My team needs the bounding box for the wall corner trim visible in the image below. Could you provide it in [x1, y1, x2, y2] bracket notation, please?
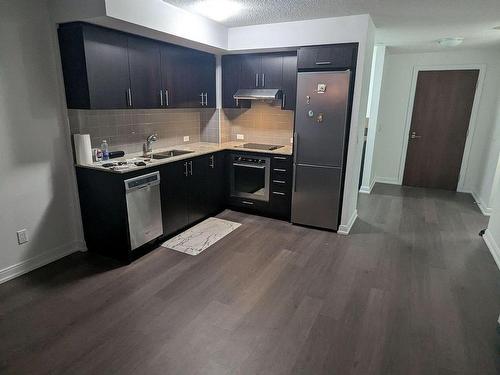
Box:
[470, 190, 492, 216]
[0, 241, 86, 285]
[359, 178, 376, 194]
[483, 229, 500, 271]
[338, 209, 358, 235]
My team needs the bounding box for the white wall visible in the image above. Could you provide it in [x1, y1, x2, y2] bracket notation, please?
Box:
[0, 0, 83, 283]
[228, 14, 372, 51]
[483, 154, 500, 270]
[373, 48, 500, 211]
[360, 45, 386, 193]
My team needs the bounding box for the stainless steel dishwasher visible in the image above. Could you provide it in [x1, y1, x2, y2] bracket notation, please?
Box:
[124, 171, 163, 250]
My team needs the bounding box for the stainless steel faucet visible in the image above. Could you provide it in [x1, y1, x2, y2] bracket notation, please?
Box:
[143, 133, 158, 156]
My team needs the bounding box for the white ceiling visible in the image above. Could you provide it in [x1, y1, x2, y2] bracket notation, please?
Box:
[165, 0, 500, 52]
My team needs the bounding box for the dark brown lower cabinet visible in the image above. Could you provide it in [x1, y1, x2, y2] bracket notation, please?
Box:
[76, 151, 290, 262]
[226, 153, 293, 220]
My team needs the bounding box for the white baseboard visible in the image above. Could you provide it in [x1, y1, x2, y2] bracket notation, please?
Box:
[470, 191, 492, 216]
[0, 241, 86, 285]
[338, 209, 358, 235]
[359, 178, 376, 194]
[374, 176, 400, 185]
[482, 229, 500, 271]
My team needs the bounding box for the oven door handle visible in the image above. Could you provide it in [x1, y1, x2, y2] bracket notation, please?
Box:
[232, 163, 266, 169]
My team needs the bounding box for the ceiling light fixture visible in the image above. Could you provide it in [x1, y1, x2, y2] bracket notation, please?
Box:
[437, 37, 464, 47]
[192, 0, 244, 22]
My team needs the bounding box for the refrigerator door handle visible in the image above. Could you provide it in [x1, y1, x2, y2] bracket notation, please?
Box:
[293, 132, 298, 192]
[293, 132, 298, 164]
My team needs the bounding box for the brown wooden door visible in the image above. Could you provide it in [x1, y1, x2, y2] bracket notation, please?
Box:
[403, 70, 479, 190]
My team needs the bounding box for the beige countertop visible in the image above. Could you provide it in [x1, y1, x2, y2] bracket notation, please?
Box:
[76, 141, 293, 174]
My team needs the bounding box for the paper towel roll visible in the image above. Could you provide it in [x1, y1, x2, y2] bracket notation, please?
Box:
[73, 134, 93, 165]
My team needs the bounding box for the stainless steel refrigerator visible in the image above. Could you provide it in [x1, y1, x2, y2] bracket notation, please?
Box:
[291, 70, 351, 230]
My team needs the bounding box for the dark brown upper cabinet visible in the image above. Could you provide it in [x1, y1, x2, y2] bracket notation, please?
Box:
[187, 49, 216, 108]
[260, 54, 283, 89]
[127, 36, 162, 109]
[221, 52, 297, 110]
[221, 55, 244, 109]
[281, 53, 298, 111]
[297, 44, 357, 71]
[58, 22, 216, 110]
[58, 23, 131, 109]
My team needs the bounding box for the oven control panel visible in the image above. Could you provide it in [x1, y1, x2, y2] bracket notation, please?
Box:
[233, 156, 267, 164]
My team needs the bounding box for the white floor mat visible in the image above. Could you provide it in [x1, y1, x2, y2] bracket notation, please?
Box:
[162, 217, 241, 256]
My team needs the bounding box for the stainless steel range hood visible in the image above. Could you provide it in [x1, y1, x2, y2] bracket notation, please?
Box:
[233, 88, 282, 101]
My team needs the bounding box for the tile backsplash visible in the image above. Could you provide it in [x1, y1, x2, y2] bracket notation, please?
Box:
[68, 108, 203, 154]
[221, 101, 294, 145]
[67, 102, 294, 155]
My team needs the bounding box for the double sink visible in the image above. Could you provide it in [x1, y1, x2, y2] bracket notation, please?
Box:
[151, 149, 194, 160]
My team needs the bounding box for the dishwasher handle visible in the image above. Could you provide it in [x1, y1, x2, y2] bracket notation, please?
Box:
[124, 171, 160, 191]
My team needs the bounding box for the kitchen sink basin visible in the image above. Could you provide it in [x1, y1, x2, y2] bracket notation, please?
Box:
[151, 150, 194, 159]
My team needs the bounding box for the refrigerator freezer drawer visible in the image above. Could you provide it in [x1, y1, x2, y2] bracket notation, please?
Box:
[291, 164, 341, 230]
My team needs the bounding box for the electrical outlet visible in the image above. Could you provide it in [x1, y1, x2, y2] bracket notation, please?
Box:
[183, 136, 190, 142]
[236, 134, 244, 140]
[17, 229, 29, 245]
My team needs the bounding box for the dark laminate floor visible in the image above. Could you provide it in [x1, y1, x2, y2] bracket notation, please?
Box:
[1, 184, 500, 375]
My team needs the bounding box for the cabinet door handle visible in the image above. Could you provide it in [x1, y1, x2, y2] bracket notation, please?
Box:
[210, 155, 215, 168]
[273, 180, 286, 184]
[282, 93, 286, 109]
[184, 162, 188, 176]
[127, 88, 132, 107]
[242, 201, 254, 205]
[262, 73, 265, 87]
[272, 191, 286, 196]
[189, 160, 193, 176]
[204, 92, 208, 106]
[165, 89, 169, 106]
[160, 90, 164, 107]
[273, 168, 287, 172]
[315, 61, 332, 65]
[200, 93, 204, 106]
[255, 73, 259, 88]
[274, 156, 287, 160]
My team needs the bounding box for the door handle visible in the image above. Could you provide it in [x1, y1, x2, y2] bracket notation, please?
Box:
[184, 162, 188, 177]
[210, 155, 215, 168]
[200, 93, 204, 106]
[165, 89, 169, 106]
[189, 160, 193, 176]
[410, 131, 422, 140]
[160, 90, 164, 107]
[315, 61, 332, 65]
[262, 73, 265, 88]
[204, 92, 208, 106]
[255, 73, 259, 88]
[282, 93, 286, 109]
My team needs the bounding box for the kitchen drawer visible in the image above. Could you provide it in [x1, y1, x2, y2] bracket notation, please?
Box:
[270, 191, 291, 219]
[271, 166, 292, 181]
[271, 177, 290, 189]
[228, 197, 268, 211]
[297, 44, 357, 70]
[271, 155, 292, 167]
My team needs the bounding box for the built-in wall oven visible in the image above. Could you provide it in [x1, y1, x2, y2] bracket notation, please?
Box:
[230, 154, 270, 202]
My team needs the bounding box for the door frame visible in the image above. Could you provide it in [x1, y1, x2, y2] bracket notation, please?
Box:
[397, 64, 486, 191]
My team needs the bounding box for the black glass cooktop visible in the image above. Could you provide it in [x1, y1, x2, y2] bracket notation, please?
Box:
[238, 143, 284, 151]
